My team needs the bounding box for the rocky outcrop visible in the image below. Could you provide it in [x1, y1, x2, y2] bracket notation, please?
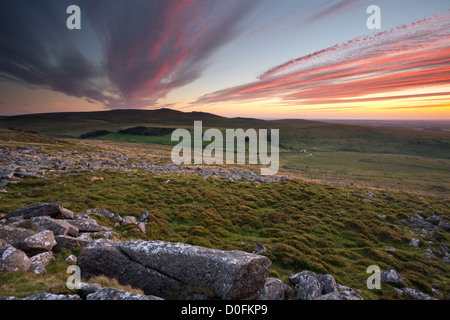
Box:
[23, 293, 82, 300]
[53, 235, 92, 252]
[403, 288, 434, 300]
[380, 270, 407, 287]
[4, 202, 71, 220]
[257, 278, 294, 300]
[30, 216, 79, 237]
[0, 225, 35, 246]
[78, 239, 271, 300]
[289, 270, 362, 300]
[17, 230, 56, 256]
[86, 288, 163, 300]
[0, 245, 31, 272]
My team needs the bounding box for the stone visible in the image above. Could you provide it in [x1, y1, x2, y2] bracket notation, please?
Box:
[0, 170, 14, 179]
[64, 254, 77, 265]
[289, 271, 322, 300]
[403, 288, 433, 300]
[77, 239, 180, 298]
[53, 235, 91, 252]
[252, 242, 267, 255]
[5, 202, 66, 220]
[17, 230, 56, 256]
[317, 274, 338, 294]
[438, 221, 450, 232]
[30, 252, 54, 267]
[138, 211, 153, 223]
[30, 216, 79, 237]
[0, 225, 35, 246]
[380, 270, 407, 287]
[410, 238, 420, 247]
[257, 278, 294, 300]
[136, 222, 146, 234]
[55, 208, 75, 220]
[77, 282, 102, 299]
[85, 209, 122, 222]
[0, 245, 31, 272]
[315, 290, 364, 300]
[29, 263, 47, 275]
[119, 240, 271, 300]
[86, 288, 163, 300]
[64, 217, 100, 232]
[407, 216, 436, 231]
[121, 216, 137, 226]
[23, 293, 81, 300]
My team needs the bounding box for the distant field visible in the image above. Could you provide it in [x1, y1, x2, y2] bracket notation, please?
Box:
[1, 109, 450, 195]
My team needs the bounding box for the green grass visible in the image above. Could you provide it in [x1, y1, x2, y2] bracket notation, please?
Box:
[1, 168, 449, 300]
[0, 128, 449, 300]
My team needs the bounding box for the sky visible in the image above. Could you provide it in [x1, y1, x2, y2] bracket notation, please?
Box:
[0, 0, 449, 119]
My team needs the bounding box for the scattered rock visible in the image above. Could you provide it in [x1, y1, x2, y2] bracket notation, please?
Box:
[403, 288, 433, 300]
[252, 241, 267, 255]
[289, 271, 323, 300]
[23, 293, 81, 300]
[5, 202, 67, 220]
[77, 239, 180, 298]
[84, 209, 122, 222]
[0, 245, 31, 272]
[410, 238, 420, 247]
[29, 263, 47, 275]
[138, 211, 153, 223]
[0, 170, 14, 179]
[257, 278, 294, 300]
[30, 216, 79, 237]
[17, 230, 56, 256]
[380, 270, 407, 287]
[317, 274, 338, 294]
[64, 217, 100, 232]
[121, 216, 137, 226]
[76, 282, 102, 299]
[86, 288, 162, 300]
[53, 235, 92, 252]
[64, 254, 77, 265]
[315, 291, 364, 300]
[0, 225, 36, 247]
[136, 222, 146, 234]
[30, 252, 54, 270]
[438, 221, 450, 232]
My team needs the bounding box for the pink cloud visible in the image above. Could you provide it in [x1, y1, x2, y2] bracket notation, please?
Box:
[196, 14, 450, 107]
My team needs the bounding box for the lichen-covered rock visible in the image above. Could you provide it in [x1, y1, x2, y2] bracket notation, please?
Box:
[0, 225, 35, 246]
[121, 216, 137, 226]
[83, 209, 122, 222]
[63, 216, 100, 232]
[403, 288, 434, 300]
[0, 245, 31, 272]
[380, 270, 407, 287]
[64, 254, 77, 265]
[315, 290, 364, 300]
[5, 202, 67, 220]
[317, 274, 338, 295]
[23, 293, 81, 300]
[17, 230, 56, 256]
[30, 216, 79, 237]
[77, 239, 180, 298]
[257, 278, 294, 300]
[289, 271, 323, 300]
[86, 288, 163, 300]
[53, 235, 91, 252]
[30, 251, 54, 267]
[119, 240, 272, 300]
[77, 282, 102, 299]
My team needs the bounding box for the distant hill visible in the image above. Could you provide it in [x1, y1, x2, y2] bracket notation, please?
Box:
[0, 108, 449, 159]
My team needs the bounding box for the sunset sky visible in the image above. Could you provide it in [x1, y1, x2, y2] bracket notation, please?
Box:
[0, 0, 449, 119]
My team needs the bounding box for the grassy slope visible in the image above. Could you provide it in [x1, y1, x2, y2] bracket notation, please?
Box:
[0, 130, 449, 299]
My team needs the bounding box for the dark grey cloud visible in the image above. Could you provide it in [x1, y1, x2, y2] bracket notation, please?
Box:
[0, 0, 258, 109]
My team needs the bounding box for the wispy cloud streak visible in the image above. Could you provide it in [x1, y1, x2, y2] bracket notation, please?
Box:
[197, 14, 450, 107]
